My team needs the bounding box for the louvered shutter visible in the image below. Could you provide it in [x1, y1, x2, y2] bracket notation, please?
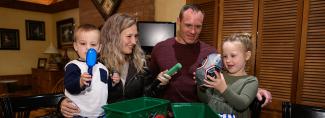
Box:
[297, 0, 325, 107]
[218, 0, 258, 74]
[256, 0, 303, 103]
[190, 0, 218, 49]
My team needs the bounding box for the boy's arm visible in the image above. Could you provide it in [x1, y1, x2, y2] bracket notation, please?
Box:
[65, 63, 85, 94]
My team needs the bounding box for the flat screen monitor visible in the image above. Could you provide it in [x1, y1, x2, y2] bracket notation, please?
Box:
[137, 21, 176, 53]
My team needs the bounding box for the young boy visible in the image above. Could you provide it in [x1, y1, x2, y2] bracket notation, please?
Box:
[64, 24, 119, 117]
[198, 33, 258, 118]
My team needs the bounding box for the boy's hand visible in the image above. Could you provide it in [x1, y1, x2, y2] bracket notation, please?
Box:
[80, 72, 92, 88]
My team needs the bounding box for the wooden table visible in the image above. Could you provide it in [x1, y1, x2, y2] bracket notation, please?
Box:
[0, 79, 18, 95]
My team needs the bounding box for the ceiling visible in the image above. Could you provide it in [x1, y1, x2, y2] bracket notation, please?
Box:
[0, 0, 78, 13]
[18, 0, 65, 5]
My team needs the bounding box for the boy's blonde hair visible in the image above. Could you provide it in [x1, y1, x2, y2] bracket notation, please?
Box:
[224, 33, 253, 52]
[73, 24, 100, 42]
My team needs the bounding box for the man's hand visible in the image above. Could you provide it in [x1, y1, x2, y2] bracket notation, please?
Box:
[60, 98, 80, 118]
[257, 88, 272, 107]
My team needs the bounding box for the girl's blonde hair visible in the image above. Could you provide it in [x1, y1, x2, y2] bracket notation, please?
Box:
[224, 33, 253, 52]
[100, 13, 145, 73]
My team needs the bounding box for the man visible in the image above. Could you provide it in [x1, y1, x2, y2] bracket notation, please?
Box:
[150, 4, 272, 106]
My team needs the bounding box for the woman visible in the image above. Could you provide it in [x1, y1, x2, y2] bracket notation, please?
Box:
[59, 13, 156, 117]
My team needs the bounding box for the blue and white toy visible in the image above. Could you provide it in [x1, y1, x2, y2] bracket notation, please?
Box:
[195, 53, 223, 86]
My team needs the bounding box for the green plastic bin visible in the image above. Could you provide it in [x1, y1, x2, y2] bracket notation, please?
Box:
[102, 97, 169, 118]
[171, 103, 220, 118]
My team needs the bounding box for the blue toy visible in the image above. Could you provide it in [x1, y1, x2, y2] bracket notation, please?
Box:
[86, 48, 97, 85]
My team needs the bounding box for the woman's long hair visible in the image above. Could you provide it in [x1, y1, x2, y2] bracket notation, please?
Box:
[100, 13, 145, 73]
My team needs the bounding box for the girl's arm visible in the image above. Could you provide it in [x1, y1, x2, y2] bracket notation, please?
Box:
[204, 72, 258, 111]
[221, 77, 258, 111]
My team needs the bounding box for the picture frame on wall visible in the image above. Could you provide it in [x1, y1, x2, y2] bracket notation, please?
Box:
[91, 0, 121, 20]
[37, 58, 47, 68]
[26, 20, 45, 41]
[56, 18, 74, 49]
[0, 28, 20, 50]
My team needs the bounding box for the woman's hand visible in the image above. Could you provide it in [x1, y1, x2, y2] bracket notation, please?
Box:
[60, 98, 80, 118]
[111, 72, 120, 86]
[203, 71, 227, 93]
[80, 72, 92, 88]
[156, 70, 171, 85]
[257, 88, 272, 107]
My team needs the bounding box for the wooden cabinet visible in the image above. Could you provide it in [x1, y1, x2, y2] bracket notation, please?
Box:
[31, 68, 64, 94]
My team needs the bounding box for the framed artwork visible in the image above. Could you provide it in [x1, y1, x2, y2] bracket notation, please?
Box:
[56, 18, 74, 49]
[91, 0, 121, 19]
[25, 20, 45, 40]
[38, 58, 47, 68]
[0, 28, 20, 50]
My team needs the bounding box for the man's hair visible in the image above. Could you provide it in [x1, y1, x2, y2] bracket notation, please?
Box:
[73, 24, 100, 42]
[179, 4, 205, 20]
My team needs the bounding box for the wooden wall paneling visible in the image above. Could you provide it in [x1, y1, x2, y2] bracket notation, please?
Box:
[117, 0, 155, 21]
[79, 0, 155, 27]
[218, 0, 258, 75]
[256, 0, 303, 117]
[79, 0, 104, 27]
[297, 0, 325, 108]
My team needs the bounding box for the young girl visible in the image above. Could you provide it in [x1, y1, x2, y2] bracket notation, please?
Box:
[64, 24, 120, 117]
[198, 33, 258, 118]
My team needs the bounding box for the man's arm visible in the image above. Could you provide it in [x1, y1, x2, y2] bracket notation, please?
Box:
[256, 88, 272, 107]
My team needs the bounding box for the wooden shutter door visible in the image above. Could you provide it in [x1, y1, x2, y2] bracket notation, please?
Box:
[296, 0, 325, 108]
[218, 0, 258, 74]
[190, 0, 218, 48]
[256, 0, 303, 117]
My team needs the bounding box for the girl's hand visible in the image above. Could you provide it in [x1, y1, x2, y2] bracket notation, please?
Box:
[203, 71, 227, 93]
[111, 72, 120, 86]
[80, 72, 92, 88]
